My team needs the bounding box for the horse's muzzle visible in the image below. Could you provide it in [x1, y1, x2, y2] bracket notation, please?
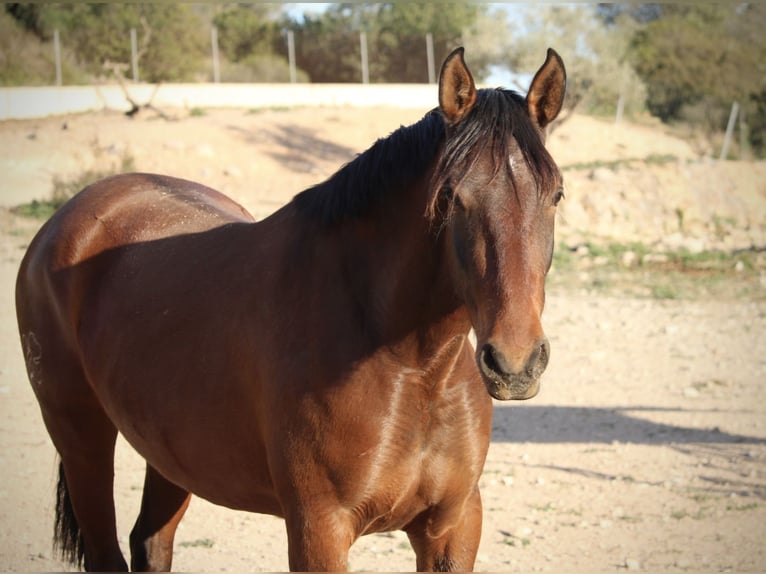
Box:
[477, 338, 550, 400]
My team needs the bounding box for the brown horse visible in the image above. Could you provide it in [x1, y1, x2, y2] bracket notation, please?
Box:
[16, 48, 565, 571]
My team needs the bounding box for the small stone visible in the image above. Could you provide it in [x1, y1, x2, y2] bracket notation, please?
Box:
[625, 557, 641, 570]
[621, 251, 638, 267]
[224, 165, 243, 178]
[592, 255, 609, 266]
[683, 387, 700, 398]
[514, 526, 533, 538]
[590, 167, 615, 181]
[662, 324, 680, 335]
[195, 143, 215, 158]
[501, 476, 515, 486]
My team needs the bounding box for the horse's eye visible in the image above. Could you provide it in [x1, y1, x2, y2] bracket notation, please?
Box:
[553, 189, 565, 206]
[453, 193, 465, 211]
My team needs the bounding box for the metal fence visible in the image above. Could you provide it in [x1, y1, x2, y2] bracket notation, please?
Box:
[48, 27, 440, 86]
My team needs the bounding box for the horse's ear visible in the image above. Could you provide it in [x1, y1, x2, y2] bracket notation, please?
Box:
[439, 47, 477, 126]
[526, 48, 566, 131]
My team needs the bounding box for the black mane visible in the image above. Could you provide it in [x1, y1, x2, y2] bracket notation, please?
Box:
[292, 89, 558, 226]
[292, 110, 444, 226]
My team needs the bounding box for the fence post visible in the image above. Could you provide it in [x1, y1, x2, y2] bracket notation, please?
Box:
[426, 33, 435, 84]
[719, 101, 739, 160]
[614, 93, 624, 125]
[130, 28, 139, 82]
[287, 30, 297, 84]
[360, 31, 369, 84]
[53, 29, 62, 86]
[211, 26, 220, 83]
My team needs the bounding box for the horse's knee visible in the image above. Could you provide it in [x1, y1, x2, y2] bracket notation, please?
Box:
[407, 492, 483, 572]
[285, 510, 355, 571]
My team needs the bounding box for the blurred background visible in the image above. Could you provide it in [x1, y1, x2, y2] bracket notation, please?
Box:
[2, 2, 765, 160]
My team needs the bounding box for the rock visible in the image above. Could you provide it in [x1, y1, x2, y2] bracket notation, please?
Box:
[683, 386, 700, 398]
[621, 251, 638, 267]
[514, 526, 533, 538]
[195, 143, 215, 158]
[625, 557, 641, 570]
[590, 167, 616, 182]
[224, 165, 243, 178]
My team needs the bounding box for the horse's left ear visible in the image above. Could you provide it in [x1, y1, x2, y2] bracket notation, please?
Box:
[526, 48, 566, 131]
[439, 47, 477, 125]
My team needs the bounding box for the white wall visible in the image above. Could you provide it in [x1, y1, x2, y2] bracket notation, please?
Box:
[0, 83, 440, 120]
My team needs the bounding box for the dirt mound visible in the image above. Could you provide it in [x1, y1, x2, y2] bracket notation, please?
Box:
[547, 115, 766, 252]
[2, 108, 763, 253]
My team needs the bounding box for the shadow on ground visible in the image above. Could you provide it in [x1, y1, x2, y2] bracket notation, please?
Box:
[492, 405, 766, 499]
[228, 122, 357, 175]
[491, 405, 766, 446]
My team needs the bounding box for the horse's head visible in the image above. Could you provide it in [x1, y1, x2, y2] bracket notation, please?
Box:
[431, 48, 566, 400]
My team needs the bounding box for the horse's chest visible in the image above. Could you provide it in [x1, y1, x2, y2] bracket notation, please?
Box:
[331, 392, 484, 533]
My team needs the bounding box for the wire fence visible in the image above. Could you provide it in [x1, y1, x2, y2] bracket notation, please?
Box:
[48, 26, 441, 86]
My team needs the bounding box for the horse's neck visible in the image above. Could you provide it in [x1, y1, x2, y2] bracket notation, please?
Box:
[339, 179, 469, 357]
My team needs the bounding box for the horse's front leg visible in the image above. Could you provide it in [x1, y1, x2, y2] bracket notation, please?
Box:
[406, 488, 483, 572]
[129, 464, 191, 571]
[284, 508, 355, 571]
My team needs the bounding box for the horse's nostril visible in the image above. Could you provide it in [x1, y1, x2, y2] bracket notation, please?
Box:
[527, 338, 550, 378]
[481, 344, 511, 378]
[481, 339, 550, 380]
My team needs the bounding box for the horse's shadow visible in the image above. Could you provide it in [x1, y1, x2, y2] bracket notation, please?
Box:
[491, 405, 766, 500]
[490, 404, 766, 446]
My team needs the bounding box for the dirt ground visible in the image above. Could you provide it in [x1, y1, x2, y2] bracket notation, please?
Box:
[0, 105, 764, 572]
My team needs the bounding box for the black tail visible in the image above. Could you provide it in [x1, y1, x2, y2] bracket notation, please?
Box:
[54, 461, 85, 568]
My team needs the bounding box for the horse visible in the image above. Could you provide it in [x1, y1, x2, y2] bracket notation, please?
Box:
[16, 47, 565, 572]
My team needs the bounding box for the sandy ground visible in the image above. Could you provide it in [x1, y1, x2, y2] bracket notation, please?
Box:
[0, 106, 764, 572]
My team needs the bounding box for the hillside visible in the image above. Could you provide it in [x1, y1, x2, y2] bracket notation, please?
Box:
[2, 107, 763, 257]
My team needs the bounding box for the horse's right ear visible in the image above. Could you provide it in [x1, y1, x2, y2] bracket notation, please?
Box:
[526, 48, 566, 131]
[439, 47, 477, 126]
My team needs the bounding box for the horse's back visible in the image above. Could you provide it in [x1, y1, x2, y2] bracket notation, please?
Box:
[28, 173, 252, 269]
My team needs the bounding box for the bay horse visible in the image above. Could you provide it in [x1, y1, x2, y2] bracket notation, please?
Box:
[16, 47, 565, 571]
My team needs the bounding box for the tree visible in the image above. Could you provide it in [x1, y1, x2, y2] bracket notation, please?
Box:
[374, 3, 484, 83]
[211, 4, 301, 83]
[287, 3, 486, 83]
[5, 4, 207, 83]
[213, 5, 282, 62]
[508, 5, 647, 119]
[627, 3, 766, 154]
[289, 5, 365, 83]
